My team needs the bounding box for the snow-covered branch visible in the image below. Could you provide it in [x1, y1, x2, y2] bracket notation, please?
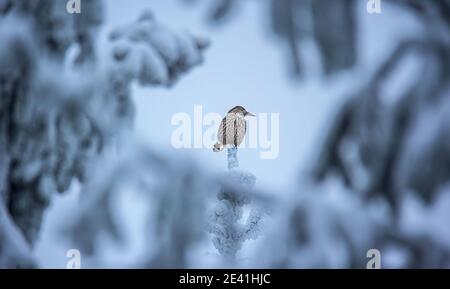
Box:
[0, 1, 208, 268]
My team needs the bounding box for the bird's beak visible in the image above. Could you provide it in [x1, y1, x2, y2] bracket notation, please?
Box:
[246, 112, 256, 117]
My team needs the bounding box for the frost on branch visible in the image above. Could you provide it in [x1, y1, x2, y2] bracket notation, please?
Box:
[227, 147, 239, 170]
[208, 148, 265, 257]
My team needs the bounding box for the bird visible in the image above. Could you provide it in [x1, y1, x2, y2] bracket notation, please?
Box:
[213, 106, 255, 152]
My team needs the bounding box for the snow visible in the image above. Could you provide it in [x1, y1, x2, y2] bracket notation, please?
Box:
[1, 0, 449, 269]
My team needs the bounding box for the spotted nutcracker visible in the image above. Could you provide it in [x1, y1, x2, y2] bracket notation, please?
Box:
[213, 106, 255, 152]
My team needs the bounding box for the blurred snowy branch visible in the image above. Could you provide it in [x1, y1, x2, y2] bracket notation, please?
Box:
[0, 0, 208, 268]
[179, 0, 241, 25]
[272, 0, 356, 76]
[300, 2, 450, 268]
[108, 9, 209, 88]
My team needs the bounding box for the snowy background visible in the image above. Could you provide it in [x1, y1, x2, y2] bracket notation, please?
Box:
[1, 0, 450, 268]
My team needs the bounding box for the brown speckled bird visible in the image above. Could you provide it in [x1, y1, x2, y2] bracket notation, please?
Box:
[213, 106, 255, 152]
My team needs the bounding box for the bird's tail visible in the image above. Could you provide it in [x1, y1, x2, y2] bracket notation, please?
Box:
[213, 142, 224, 152]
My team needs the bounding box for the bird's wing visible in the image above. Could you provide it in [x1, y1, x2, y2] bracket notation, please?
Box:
[224, 115, 237, 145]
[217, 117, 226, 144]
[217, 114, 246, 146]
[235, 117, 246, 146]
